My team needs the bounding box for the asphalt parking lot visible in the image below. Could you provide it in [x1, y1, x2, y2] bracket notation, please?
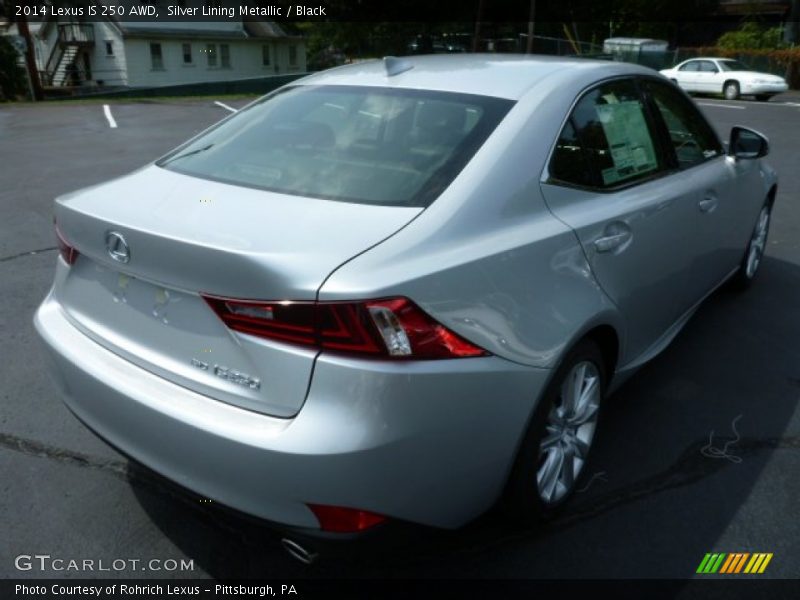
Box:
[1, 92, 799, 582]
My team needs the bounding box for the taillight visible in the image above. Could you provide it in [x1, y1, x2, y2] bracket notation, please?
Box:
[307, 504, 387, 533]
[55, 223, 79, 265]
[203, 295, 488, 360]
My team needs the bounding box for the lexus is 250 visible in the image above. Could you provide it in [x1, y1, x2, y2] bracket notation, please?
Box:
[35, 55, 777, 556]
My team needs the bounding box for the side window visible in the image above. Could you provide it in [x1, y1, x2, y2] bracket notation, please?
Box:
[642, 80, 723, 168]
[549, 119, 593, 187]
[699, 61, 718, 73]
[564, 79, 662, 189]
[679, 61, 699, 72]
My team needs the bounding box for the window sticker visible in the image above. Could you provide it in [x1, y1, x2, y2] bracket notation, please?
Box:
[595, 101, 658, 185]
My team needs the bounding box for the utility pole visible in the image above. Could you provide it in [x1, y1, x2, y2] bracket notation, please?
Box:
[472, 0, 484, 52]
[526, 0, 536, 53]
[16, 12, 44, 100]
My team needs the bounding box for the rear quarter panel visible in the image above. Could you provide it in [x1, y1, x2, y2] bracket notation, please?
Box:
[319, 70, 626, 371]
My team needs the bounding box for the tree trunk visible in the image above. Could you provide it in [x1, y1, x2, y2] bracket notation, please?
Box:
[784, 0, 800, 45]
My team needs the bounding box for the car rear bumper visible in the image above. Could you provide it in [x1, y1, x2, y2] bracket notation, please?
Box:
[34, 291, 548, 531]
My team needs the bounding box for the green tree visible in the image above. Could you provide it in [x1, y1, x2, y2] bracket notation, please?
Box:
[717, 22, 787, 50]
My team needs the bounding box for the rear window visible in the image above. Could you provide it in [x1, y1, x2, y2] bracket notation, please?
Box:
[158, 85, 514, 207]
[718, 60, 748, 72]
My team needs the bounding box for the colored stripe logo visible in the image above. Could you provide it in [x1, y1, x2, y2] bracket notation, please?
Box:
[696, 552, 773, 574]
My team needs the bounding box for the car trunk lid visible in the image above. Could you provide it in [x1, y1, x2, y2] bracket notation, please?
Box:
[53, 166, 422, 417]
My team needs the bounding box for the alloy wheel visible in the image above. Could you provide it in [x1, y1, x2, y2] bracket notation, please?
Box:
[536, 360, 601, 505]
[745, 206, 770, 279]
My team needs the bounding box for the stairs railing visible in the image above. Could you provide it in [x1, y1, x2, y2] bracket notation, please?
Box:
[43, 23, 94, 86]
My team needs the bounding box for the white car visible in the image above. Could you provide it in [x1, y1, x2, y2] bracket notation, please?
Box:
[660, 58, 788, 101]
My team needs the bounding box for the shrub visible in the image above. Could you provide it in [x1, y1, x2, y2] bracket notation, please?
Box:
[717, 22, 787, 50]
[0, 36, 27, 101]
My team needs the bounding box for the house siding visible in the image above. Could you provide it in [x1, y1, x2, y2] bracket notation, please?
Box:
[88, 22, 128, 86]
[123, 38, 306, 88]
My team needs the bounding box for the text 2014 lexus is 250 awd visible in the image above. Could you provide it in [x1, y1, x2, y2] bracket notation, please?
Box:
[35, 55, 776, 559]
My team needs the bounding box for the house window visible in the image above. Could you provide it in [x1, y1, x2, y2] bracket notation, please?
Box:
[150, 43, 164, 70]
[288, 44, 297, 67]
[220, 44, 230, 68]
[182, 43, 192, 64]
[206, 44, 217, 67]
[262, 45, 271, 66]
[105, 40, 114, 56]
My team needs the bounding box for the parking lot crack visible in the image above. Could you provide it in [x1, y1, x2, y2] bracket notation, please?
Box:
[0, 247, 57, 263]
[0, 432, 241, 526]
[0, 432, 129, 476]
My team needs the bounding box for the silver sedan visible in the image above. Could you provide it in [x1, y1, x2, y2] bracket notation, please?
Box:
[35, 55, 777, 554]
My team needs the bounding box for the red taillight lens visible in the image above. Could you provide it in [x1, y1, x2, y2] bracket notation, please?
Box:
[55, 224, 78, 265]
[366, 297, 488, 358]
[208, 299, 317, 346]
[307, 504, 387, 533]
[317, 303, 385, 354]
[203, 295, 488, 360]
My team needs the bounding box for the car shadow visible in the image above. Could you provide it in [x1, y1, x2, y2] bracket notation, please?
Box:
[126, 255, 800, 579]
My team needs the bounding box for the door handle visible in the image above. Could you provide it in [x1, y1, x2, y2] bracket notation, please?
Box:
[698, 196, 718, 213]
[594, 230, 632, 253]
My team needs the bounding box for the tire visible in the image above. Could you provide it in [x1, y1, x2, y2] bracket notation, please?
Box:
[731, 202, 772, 290]
[724, 81, 740, 101]
[501, 339, 606, 523]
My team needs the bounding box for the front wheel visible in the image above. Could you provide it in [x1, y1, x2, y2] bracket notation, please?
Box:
[731, 203, 772, 290]
[501, 340, 606, 522]
[724, 81, 740, 100]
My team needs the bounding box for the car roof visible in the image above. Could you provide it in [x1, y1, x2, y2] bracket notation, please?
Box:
[296, 54, 660, 100]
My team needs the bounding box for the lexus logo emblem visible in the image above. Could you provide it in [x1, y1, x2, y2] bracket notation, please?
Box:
[105, 231, 130, 263]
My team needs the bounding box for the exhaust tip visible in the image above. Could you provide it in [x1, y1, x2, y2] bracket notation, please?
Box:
[281, 537, 318, 565]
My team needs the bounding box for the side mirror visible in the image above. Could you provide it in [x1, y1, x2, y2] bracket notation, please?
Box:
[729, 126, 769, 159]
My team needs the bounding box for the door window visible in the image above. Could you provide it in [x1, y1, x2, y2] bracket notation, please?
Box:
[551, 79, 662, 189]
[642, 79, 723, 168]
[549, 120, 594, 188]
[679, 61, 700, 72]
[698, 61, 719, 73]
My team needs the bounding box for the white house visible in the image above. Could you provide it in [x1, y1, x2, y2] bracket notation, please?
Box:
[33, 0, 306, 88]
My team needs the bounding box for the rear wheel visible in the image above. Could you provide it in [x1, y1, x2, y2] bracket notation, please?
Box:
[501, 340, 605, 522]
[731, 202, 772, 290]
[724, 81, 740, 100]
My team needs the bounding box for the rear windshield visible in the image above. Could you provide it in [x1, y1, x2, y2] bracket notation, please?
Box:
[158, 85, 514, 207]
